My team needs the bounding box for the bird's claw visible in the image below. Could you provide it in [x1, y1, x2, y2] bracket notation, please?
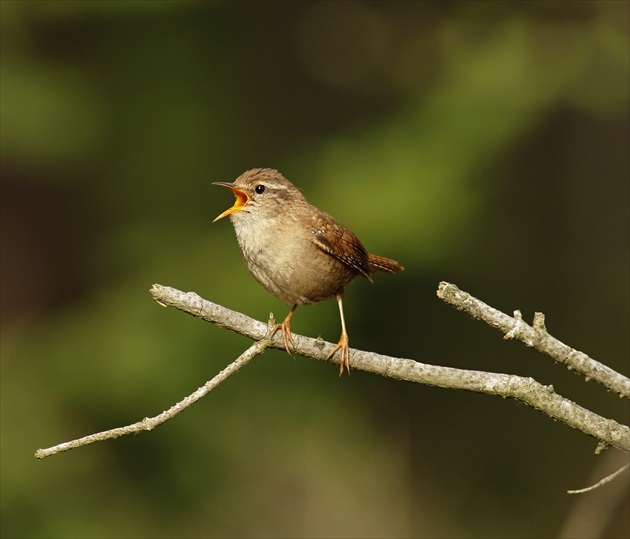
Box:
[271, 322, 295, 355]
[327, 332, 350, 376]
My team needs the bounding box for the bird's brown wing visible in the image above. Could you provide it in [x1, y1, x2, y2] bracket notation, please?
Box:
[309, 217, 372, 280]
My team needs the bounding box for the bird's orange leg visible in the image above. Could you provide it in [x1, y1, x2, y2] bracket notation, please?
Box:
[327, 293, 350, 376]
[271, 304, 297, 354]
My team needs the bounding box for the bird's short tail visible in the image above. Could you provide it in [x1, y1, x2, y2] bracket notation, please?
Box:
[368, 254, 404, 274]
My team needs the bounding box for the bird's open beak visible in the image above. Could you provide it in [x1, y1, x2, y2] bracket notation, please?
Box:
[212, 182, 250, 222]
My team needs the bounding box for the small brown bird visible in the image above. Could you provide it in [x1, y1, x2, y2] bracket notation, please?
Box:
[213, 168, 403, 375]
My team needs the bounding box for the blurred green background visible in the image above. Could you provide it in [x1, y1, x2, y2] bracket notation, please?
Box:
[1, 1, 628, 538]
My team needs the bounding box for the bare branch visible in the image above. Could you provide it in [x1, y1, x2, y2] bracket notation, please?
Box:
[35, 283, 629, 460]
[560, 450, 630, 535]
[567, 463, 630, 494]
[149, 284, 629, 452]
[437, 281, 630, 399]
[35, 338, 270, 459]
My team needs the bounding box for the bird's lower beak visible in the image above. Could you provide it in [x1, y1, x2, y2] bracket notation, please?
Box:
[212, 182, 250, 222]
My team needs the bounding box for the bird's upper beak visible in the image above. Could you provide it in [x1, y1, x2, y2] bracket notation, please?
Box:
[212, 182, 250, 222]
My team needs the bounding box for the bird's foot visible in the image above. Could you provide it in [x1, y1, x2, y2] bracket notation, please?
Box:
[271, 320, 295, 355]
[327, 332, 350, 376]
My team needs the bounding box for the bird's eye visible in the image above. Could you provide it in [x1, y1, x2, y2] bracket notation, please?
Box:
[255, 184, 265, 194]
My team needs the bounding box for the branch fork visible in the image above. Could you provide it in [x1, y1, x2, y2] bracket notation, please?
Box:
[35, 282, 629, 471]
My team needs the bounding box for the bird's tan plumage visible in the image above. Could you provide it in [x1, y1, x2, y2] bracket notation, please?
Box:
[213, 168, 403, 374]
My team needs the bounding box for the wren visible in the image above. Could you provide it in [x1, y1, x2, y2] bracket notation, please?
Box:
[213, 168, 403, 375]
